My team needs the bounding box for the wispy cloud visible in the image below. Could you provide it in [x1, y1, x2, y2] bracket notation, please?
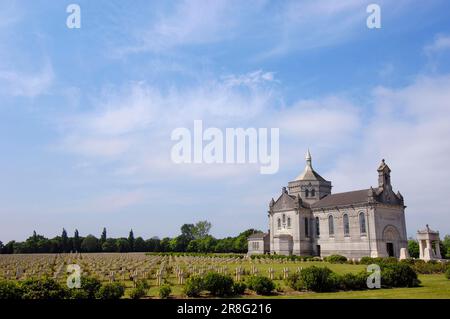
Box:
[424, 34, 450, 55]
[0, 63, 54, 98]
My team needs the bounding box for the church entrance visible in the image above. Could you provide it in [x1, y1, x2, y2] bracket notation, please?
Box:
[316, 245, 321, 257]
[382, 225, 401, 258]
[386, 243, 394, 257]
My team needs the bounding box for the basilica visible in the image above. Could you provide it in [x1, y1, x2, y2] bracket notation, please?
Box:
[248, 151, 408, 259]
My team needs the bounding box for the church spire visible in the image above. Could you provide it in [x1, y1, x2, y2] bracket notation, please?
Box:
[306, 149, 312, 167]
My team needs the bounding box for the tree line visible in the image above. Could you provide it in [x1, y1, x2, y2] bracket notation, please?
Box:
[0, 221, 260, 254]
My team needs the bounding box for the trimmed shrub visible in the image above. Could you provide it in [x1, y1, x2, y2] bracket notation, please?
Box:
[80, 276, 101, 299]
[159, 284, 172, 299]
[409, 260, 448, 274]
[286, 273, 302, 291]
[232, 282, 246, 295]
[21, 277, 69, 299]
[294, 266, 338, 292]
[325, 255, 347, 264]
[360, 257, 398, 265]
[0, 280, 22, 299]
[184, 276, 204, 297]
[129, 279, 150, 299]
[203, 272, 234, 297]
[246, 275, 275, 295]
[337, 272, 368, 291]
[69, 289, 89, 299]
[445, 267, 450, 280]
[381, 263, 420, 288]
[96, 282, 125, 299]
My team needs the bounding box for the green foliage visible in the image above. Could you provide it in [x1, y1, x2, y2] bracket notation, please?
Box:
[129, 279, 150, 299]
[359, 256, 398, 265]
[336, 272, 368, 290]
[80, 276, 102, 299]
[381, 263, 420, 288]
[0, 280, 22, 299]
[95, 282, 125, 299]
[407, 260, 448, 274]
[445, 267, 450, 280]
[80, 235, 99, 252]
[184, 275, 204, 297]
[246, 275, 275, 295]
[288, 266, 337, 292]
[408, 240, 420, 259]
[202, 272, 234, 297]
[324, 254, 347, 264]
[128, 229, 135, 251]
[232, 281, 246, 295]
[21, 277, 69, 299]
[159, 284, 172, 299]
[69, 289, 89, 299]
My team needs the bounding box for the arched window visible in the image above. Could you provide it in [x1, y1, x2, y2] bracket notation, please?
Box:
[277, 218, 281, 229]
[328, 215, 334, 236]
[282, 214, 286, 224]
[315, 217, 320, 236]
[304, 217, 309, 237]
[343, 214, 350, 236]
[305, 189, 309, 197]
[311, 189, 315, 197]
[359, 212, 366, 235]
[287, 217, 291, 228]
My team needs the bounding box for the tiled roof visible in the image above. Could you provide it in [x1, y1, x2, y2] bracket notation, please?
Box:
[311, 189, 370, 209]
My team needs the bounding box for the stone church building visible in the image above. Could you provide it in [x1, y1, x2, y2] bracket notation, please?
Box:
[248, 151, 408, 259]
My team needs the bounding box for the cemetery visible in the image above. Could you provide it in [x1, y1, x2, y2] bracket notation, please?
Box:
[0, 252, 449, 299]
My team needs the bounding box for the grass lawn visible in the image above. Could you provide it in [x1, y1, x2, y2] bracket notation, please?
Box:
[242, 274, 450, 299]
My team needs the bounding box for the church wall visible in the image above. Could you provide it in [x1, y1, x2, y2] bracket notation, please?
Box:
[248, 239, 266, 255]
[372, 205, 407, 258]
[312, 205, 376, 259]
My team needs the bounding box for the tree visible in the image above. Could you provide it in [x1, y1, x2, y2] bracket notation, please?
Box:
[160, 237, 171, 252]
[128, 229, 135, 251]
[181, 224, 196, 241]
[100, 228, 107, 244]
[145, 237, 160, 252]
[0, 241, 3, 254]
[408, 239, 420, 258]
[442, 235, 450, 259]
[81, 235, 99, 252]
[134, 237, 146, 252]
[102, 238, 116, 252]
[73, 229, 81, 252]
[193, 221, 212, 239]
[61, 228, 69, 253]
[116, 238, 130, 252]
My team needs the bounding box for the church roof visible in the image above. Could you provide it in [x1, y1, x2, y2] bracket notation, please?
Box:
[295, 149, 328, 182]
[296, 166, 327, 181]
[311, 189, 371, 209]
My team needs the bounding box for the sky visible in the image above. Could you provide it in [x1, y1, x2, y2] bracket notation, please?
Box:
[1, 0, 450, 242]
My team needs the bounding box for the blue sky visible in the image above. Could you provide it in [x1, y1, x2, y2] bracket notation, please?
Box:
[1, 0, 450, 242]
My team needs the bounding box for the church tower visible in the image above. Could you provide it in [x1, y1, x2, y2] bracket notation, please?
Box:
[287, 150, 332, 205]
[377, 159, 392, 191]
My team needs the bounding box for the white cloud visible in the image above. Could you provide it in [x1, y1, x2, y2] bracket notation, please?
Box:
[56, 70, 362, 182]
[424, 34, 450, 55]
[222, 70, 276, 88]
[0, 63, 54, 98]
[326, 75, 450, 235]
[121, 0, 256, 54]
